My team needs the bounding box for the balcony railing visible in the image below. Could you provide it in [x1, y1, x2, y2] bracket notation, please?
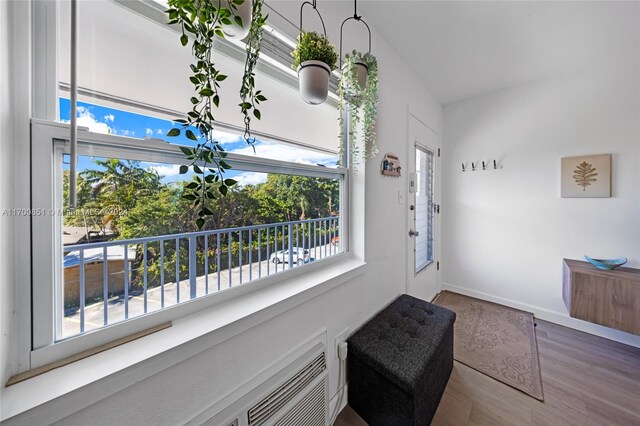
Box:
[61, 216, 341, 339]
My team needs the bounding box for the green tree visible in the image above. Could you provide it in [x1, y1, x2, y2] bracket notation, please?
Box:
[64, 159, 162, 233]
[63, 171, 109, 235]
[253, 174, 339, 221]
[118, 186, 182, 239]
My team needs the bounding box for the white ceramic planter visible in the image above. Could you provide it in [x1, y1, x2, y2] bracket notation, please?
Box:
[222, 0, 252, 41]
[297, 60, 332, 105]
[353, 61, 369, 91]
[341, 60, 369, 95]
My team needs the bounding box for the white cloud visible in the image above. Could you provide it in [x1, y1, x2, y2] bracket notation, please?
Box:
[121, 129, 135, 137]
[149, 164, 183, 177]
[234, 172, 268, 186]
[104, 114, 115, 122]
[62, 106, 111, 134]
[229, 141, 337, 166]
[156, 129, 164, 135]
[146, 128, 154, 136]
[210, 129, 242, 144]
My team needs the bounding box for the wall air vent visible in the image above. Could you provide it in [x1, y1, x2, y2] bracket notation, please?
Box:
[273, 380, 326, 426]
[247, 352, 326, 426]
[189, 337, 328, 426]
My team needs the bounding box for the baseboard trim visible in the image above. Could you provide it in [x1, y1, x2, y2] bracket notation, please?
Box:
[440, 282, 640, 349]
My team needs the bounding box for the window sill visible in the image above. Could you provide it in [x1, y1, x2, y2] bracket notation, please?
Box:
[1, 256, 366, 422]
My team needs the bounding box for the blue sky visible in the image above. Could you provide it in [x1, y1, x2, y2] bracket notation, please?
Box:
[59, 98, 337, 186]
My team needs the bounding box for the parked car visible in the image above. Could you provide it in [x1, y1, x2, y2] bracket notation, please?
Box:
[269, 247, 311, 264]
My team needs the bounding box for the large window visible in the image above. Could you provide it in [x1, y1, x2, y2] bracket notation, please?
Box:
[57, 130, 342, 341]
[29, 0, 348, 366]
[32, 116, 345, 363]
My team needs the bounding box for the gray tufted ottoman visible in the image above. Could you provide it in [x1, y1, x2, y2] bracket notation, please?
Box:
[347, 294, 456, 426]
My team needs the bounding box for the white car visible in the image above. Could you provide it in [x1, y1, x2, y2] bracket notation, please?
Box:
[269, 248, 311, 265]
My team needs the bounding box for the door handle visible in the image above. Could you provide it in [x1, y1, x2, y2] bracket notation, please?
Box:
[409, 229, 419, 237]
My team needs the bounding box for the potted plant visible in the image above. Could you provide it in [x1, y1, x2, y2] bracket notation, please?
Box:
[338, 50, 379, 166]
[291, 32, 338, 105]
[166, 0, 267, 228]
[342, 55, 368, 93]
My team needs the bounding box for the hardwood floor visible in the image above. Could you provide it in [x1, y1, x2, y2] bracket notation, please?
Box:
[334, 320, 640, 426]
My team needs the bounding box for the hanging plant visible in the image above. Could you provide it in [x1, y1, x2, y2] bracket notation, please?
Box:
[338, 50, 378, 166]
[165, 0, 267, 229]
[240, 0, 267, 145]
[291, 31, 338, 105]
[221, 0, 253, 40]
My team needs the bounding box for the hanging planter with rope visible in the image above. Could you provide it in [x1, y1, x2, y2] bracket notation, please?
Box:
[291, 0, 338, 105]
[339, 1, 371, 91]
[338, 0, 379, 166]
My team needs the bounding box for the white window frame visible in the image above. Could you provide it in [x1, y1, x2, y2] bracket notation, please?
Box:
[26, 0, 352, 369]
[31, 119, 348, 367]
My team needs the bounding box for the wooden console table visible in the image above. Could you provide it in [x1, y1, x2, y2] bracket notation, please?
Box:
[563, 259, 640, 335]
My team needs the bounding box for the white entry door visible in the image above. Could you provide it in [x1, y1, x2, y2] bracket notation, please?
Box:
[406, 115, 439, 301]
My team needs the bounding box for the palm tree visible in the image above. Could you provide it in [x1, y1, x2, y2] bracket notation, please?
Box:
[81, 159, 159, 200]
[78, 159, 162, 231]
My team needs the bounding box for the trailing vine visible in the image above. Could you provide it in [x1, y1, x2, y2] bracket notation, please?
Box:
[239, 0, 267, 145]
[165, 0, 266, 228]
[338, 50, 378, 167]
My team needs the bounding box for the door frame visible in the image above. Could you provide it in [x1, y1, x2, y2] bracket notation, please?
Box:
[406, 113, 440, 300]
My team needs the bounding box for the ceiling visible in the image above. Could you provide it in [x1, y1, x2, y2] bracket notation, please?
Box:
[361, 1, 640, 105]
[268, 1, 640, 105]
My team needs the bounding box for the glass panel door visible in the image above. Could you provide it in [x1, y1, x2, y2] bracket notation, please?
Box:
[414, 144, 434, 273]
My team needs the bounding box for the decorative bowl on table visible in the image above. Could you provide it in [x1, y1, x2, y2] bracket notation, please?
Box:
[584, 256, 627, 270]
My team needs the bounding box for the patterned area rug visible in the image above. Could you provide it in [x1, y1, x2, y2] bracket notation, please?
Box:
[433, 291, 544, 400]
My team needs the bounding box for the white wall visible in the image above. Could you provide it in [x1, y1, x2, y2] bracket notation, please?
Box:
[441, 61, 640, 347]
[1, 1, 441, 424]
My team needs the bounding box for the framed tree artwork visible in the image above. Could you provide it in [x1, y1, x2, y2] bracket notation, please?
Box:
[561, 154, 611, 198]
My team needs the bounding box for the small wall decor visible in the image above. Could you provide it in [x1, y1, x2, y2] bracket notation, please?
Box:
[561, 154, 611, 198]
[381, 153, 401, 177]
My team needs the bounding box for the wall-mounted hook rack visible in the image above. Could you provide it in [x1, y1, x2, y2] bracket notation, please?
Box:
[461, 159, 503, 172]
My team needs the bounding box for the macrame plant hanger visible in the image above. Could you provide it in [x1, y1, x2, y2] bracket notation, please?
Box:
[297, 0, 331, 105]
[339, 0, 372, 69]
[337, 0, 378, 166]
[299, 0, 327, 42]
